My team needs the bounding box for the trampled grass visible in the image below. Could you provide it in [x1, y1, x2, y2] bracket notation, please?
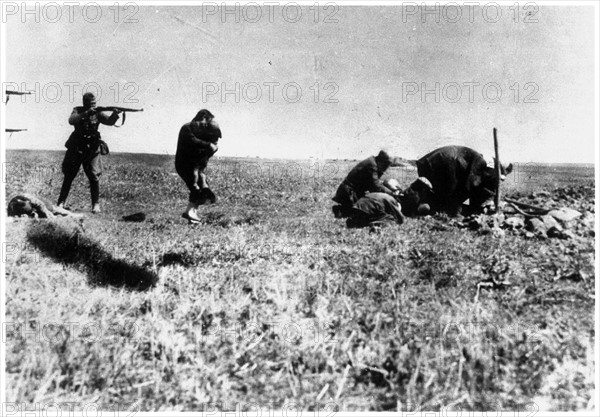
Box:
[3, 149, 596, 412]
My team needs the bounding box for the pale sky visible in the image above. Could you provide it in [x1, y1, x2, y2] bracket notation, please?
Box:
[3, 4, 597, 163]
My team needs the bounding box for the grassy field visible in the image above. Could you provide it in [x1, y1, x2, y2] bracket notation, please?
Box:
[3, 149, 596, 412]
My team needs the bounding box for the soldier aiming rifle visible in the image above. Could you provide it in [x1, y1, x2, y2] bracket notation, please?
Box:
[56, 93, 142, 213]
[94, 106, 144, 127]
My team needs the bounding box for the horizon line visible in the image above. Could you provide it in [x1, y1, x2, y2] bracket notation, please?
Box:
[5, 147, 597, 166]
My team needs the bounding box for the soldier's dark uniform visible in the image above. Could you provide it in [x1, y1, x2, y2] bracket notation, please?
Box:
[175, 110, 221, 219]
[332, 151, 393, 218]
[57, 97, 119, 210]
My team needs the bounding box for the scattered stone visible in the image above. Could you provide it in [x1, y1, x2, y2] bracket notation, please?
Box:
[443, 187, 592, 240]
[468, 216, 484, 230]
[478, 225, 491, 235]
[542, 214, 562, 231]
[549, 207, 582, 223]
[491, 227, 505, 238]
[547, 227, 567, 239]
[504, 216, 525, 229]
[526, 217, 547, 237]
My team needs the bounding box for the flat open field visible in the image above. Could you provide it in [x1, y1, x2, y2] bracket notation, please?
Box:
[3, 149, 596, 412]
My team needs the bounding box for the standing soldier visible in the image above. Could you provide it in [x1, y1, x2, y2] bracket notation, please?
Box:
[57, 92, 120, 213]
[332, 150, 395, 218]
[175, 109, 221, 223]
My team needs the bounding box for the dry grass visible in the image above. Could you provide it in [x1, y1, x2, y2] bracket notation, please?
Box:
[3, 149, 596, 412]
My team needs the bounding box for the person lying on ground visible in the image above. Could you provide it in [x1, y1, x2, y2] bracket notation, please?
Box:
[8, 193, 83, 218]
[346, 191, 405, 229]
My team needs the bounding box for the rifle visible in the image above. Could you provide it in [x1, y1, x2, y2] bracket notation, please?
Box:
[5, 128, 27, 139]
[94, 106, 144, 127]
[5, 90, 32, 104]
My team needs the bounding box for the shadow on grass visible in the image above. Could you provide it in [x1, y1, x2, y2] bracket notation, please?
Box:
[26, 220, 158, 291]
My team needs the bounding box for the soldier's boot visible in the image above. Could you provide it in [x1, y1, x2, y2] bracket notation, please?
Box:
[182, 202, 201, 224]
[90, 179, 100, 213]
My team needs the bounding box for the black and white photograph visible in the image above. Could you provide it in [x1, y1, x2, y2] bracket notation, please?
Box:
[1, 1, 598, 414]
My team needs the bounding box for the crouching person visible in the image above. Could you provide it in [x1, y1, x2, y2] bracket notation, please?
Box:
[332, 150, 395, 218]
[176, 109, 221, 223]
[346, 192, 405, 229]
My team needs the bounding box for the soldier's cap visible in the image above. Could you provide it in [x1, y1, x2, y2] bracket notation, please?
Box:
[83, 92, 96, 105]
[383, 178, 401, 192]
[376, 150, 392, 164]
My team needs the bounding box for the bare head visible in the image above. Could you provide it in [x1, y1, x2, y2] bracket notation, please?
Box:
[383, 178, 402, 194]
[500, 162, 514, 181]
[375, 150, 392, 172]
[486, 158, 514, 181]
[193, 109, 215, 128]
[7, 196, 33, 217]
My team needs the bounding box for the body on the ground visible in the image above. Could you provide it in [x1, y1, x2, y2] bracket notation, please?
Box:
[8, 193, 82, 218]
[346, 191, 405, 228]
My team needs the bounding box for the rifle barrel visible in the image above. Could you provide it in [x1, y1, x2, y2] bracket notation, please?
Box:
[96, 106, 143, 112]
[5, 90, 32, 95]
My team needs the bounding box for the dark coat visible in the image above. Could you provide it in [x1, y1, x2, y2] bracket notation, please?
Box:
[347, 192, 404, 228]
[175, 120, 221, 169]
[333, 156, 391, 208]
[416, 146, 498, 215]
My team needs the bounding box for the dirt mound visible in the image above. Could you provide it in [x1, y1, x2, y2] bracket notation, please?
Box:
[456, 185, 595, 240]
